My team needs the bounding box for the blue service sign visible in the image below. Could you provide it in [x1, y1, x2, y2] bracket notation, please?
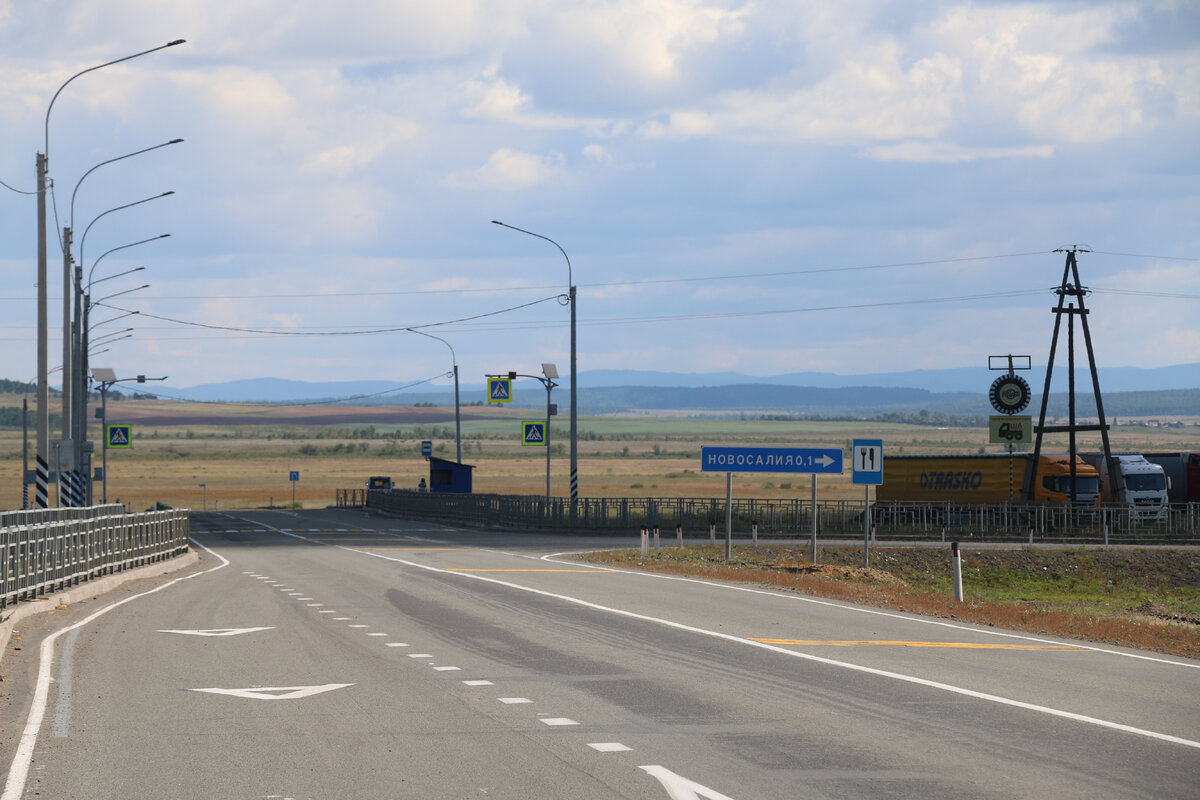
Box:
[289, 471, 300, 482]
[851, 439, 883, 485]
[700, 446, 843, 474]
[421, 440, 433, 456]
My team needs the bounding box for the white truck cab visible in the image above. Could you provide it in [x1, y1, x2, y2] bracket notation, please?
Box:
[1084, 453, 1170, 521]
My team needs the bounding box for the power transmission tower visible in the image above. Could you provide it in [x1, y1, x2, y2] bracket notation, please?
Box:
[1024, 247, 1115, 504]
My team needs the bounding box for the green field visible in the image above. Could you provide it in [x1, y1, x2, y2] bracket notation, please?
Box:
[1, 396, 1198, 511]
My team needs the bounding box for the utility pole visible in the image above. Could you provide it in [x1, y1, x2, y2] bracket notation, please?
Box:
[35, 153, 49, 507]
[1025, 248, 1114, 505]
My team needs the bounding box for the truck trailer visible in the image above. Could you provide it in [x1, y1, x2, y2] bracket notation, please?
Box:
[1078, 452, 1169, 521]
[876, 453, 1100, 506]
[1142, 452, 1200, 506]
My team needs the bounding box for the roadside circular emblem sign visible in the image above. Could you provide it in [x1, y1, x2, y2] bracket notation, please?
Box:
[989, 374, 1031, 415]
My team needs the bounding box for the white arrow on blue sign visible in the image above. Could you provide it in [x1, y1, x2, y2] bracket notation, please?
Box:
[700, 446, 843, 474]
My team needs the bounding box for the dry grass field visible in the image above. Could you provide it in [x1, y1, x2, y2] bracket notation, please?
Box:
[1, 396, 1198, 511]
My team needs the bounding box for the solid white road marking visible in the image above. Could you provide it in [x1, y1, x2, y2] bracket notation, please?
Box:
[189, 684, 354, 700]
[590, 743, 632, 752]
[333, 539, 1200, 750]
[640, 765, 736, 800]
[2, 538, 231, 800]
[157, 627, 274, 637]
[538, 551, 1200, 670]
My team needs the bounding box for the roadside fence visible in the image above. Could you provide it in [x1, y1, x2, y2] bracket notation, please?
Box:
[360, 490, 1200, 545]
[1, 504, 191, 609]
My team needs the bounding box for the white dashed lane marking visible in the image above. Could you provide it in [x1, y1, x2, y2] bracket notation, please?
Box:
[589, 743, 632, 752]
[540, 718, 580, 727]
[463, 680, 493, 686]
[499, 697, 532, 704]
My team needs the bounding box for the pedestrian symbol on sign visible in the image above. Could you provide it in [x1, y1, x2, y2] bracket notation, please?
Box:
[522, 422, 545, 446]
[106, 424, 132, 449]
[488, 377, 512, 403]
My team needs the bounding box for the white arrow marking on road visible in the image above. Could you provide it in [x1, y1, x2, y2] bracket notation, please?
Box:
[640, 766, 737, 800]
[157, 627, 274, 637]
[189, 684, 353, 700]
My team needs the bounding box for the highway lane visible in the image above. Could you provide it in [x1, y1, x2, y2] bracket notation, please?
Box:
[4, 507, 1198, 799]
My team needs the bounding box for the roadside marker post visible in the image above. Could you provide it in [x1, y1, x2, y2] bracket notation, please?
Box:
[951, 541, 964, 602]
[701, 446, 844, 562]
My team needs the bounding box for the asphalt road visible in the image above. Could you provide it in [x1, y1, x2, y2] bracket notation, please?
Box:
[3, 507, 1198, 799]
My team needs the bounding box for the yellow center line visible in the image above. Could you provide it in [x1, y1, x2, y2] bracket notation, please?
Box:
[750, 638, 1089, 651]
[443, 568, 618, 573]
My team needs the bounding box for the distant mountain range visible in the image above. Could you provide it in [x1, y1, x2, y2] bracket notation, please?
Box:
[137, 363, 1200, 416]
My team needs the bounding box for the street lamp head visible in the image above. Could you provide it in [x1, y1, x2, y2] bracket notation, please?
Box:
[168, 39, 187, 46]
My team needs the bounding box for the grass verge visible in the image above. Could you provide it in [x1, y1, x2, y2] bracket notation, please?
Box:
[577, 545, 1200, 660]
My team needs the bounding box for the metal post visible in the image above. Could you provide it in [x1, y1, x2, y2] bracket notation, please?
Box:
[810, 474, 818, 563]
[101, 384, 109, 503]
[22, 398, 29, 509]
[545, 380, 552, 505]
[36, 153, 49, 508]
[724, 471, 733, 561]
[453, 363, 461, 463]
[863, 485, 871, 569]
[570, 283, 577, 506]
[61, 227, 73, 487]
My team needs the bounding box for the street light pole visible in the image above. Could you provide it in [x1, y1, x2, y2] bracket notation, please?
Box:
[407, 328, 461, 463]
[491, 221, 578, 509]
[34, 39, 186, 506]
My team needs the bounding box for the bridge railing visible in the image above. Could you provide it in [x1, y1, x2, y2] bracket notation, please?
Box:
[1, 504, 191, 609]
[363, 490, 1200, 544]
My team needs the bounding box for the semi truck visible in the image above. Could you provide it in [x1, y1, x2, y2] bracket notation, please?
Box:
[1079, 453, 1170, 521]
[875, 453, 1101, 507]
[1143, 452, 1200, 506]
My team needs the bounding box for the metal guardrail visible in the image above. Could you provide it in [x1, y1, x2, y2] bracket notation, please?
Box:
[363, 490, 1200, 544]
[1, 504, 191, 609]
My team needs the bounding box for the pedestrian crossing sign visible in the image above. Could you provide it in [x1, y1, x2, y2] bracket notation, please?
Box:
[522, 421, 545, 446]
[106, 424, 132, 449]
[488, 377, 513, 403]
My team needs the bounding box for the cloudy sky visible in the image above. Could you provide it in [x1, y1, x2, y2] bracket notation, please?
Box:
[1, 1, 1197, 398]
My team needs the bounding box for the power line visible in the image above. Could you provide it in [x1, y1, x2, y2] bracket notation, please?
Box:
[99, 294, 564, 336]
[77, 250, 1052, 300]
[1089, 250, 1198, 262]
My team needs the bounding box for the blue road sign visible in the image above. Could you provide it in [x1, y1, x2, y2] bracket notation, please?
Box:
[700, 446, 843, 474]
[421, 440, 433, 457]
[852, 439, 883, 485]
[106, 424, 132, 449]
[487, 377, 512, 403]
[522, 421, 546, 446]
[289, 471, 300, 482]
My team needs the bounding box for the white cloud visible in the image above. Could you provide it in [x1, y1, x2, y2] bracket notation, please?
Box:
[443, 148, 565, 191]
[864, 141, 1054, 163]
[640, 42, 963, 143]
[551, 0, 753, 85]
